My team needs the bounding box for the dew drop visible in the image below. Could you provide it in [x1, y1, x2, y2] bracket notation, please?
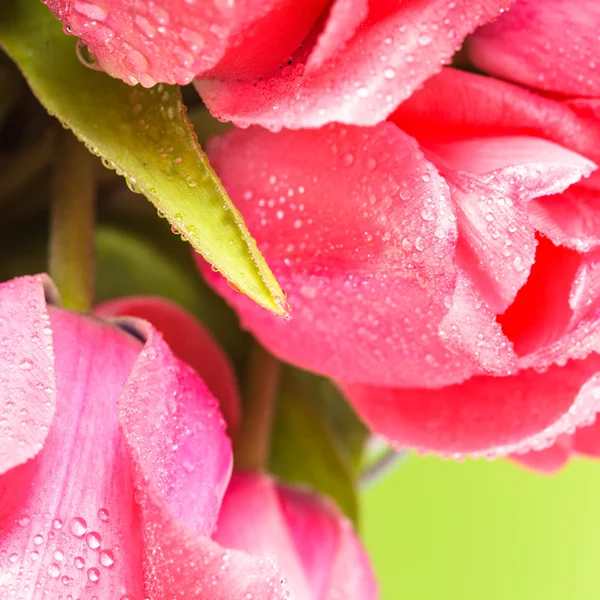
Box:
[97, 508, 109, 522]
[87, 567, 100, 582]
[33, 534, 44, 545]
[86, 531, 102, 549]
[69, 517, 88, 538]
[52, 518, 63, 530]
[76, 40, 103, 71]
[74, 556, 85, 569]
[47, 563, 60, 578]
[19, 358, 33, 371]
[99, 549, 115, 567]
[383, 67, 396, 79]
[9, 553, 18, 563]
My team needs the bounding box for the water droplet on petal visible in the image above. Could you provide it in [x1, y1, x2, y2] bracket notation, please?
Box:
[69, 516, 88, 538]
[99, 549, 115, 567]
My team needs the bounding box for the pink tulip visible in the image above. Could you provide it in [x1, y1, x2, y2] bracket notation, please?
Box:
[214, 472, 377, 600]
[195, 67, 600, 470]
[0, 275, 284, 598]
[43, 0, 513, 129]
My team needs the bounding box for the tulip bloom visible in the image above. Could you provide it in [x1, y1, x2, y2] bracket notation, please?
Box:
[196, 65, 600, 471]
[0, 275, 375, 597]
[43, 0, 513, 129]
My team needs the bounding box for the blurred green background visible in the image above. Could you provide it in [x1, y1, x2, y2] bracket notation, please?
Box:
[363, 456, 600, 600]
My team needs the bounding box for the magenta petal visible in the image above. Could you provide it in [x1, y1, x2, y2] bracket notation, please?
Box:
[197, 0, 514, 130]
[574, 419, 600, 458]
[469, 0, 600, 97]
[0, 307, 144, 598]
[0, 275, 55, 474]
[342, 353, 600, 457]
[96, 296, 241, 438]
[119, 324, 287, 598]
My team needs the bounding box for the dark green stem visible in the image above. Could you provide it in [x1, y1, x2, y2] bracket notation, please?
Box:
[48, 132, 96, 312]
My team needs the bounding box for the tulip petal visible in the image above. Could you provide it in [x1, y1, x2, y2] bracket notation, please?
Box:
[214, 473, 312, 600]
[197, 0, 514, 130]
[392, 68, 600, 165]
[96, 296, 241, 438]
[197, 124, 494, 388]
[528, 176, 600, 253]
[468, 0, 600, 97]
[427, 135, 595, 313]
[0, 307, 144, 598]
[574, 419, 600, 458]
[342, 353, 600, 457]
[44, 0, 327, 86]
[511, 439, 571, 473]
[277, 484, 378, 600]
[119, 323, 287, 598]
[0, 275, 55, 474]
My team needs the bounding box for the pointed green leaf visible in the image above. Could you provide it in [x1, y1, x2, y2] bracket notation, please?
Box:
[0, 0, 288, 316]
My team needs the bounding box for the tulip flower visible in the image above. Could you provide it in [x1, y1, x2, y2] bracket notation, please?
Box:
[43, 0, 514, 129]
[0, 274, 283, 598]
[196, 66, 600, 471]
[99, 296, 378, 600]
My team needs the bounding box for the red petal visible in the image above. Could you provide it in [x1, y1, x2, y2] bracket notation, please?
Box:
[511, 437, 572, 473]
[197, 0, 514, 130]
[197, 123, 489, 388]
[96, 296, 241, 438]
[392, 68, 600, 165]
[118, 323, 287, 598]
[342, 353, 600, 457]
[0, 276, 56, 474]
[45, 0, 326, 86]
[468, 0, 600, 97]
[0, 307, 144, 598]
[574, 419, 600, 457]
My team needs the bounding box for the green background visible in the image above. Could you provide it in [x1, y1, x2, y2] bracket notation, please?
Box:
[363, 456, 600, 600]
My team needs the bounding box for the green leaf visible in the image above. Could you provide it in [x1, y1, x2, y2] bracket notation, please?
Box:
[0, 0, 288, 317]
[269, 367, 361, 524]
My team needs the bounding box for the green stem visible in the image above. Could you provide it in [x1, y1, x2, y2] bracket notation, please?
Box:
[48, 132, 96, 312]
[234, 341, 281, 471]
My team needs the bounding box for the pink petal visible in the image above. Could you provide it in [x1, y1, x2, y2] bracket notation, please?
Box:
[45, 0, 326, 86]
[277, 484, 378, 600]
[213, 472, 312, 600]
[528, 175, 600, 253]
[341, 352, 600, 457]
[197, 123, 492, 388]
[214, 472, 377, 600]
[118, 323, 287, 598]
[197, 0, 514, 130]
[96, 296, 241, 438]
[392, 68, 600, 165]
[468, 0, 600, 97]
[0, 307, 144, 598]
[0, 275, 56, 474]
[425, 135, 595, 313]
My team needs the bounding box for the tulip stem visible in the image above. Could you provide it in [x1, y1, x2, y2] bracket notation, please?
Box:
[48, 132, 96, 312]
[234, 341, 281, 471]
[360, 447, 409, 489]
